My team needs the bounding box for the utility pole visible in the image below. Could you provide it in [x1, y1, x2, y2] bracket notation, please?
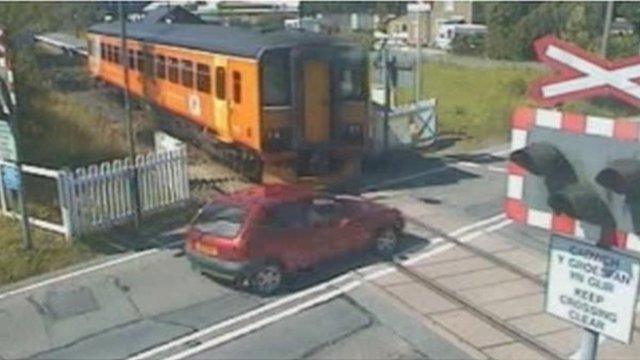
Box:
[383, 43, 390, 152]
[119, 3, 141, 228]
[600, 0, 614, 57]
[414, 9, 421, 102]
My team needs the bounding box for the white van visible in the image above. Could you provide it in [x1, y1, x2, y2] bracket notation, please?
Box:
[435, 23, 487, 50]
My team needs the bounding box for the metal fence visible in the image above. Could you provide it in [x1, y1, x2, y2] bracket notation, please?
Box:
[0, 147, 189, 239]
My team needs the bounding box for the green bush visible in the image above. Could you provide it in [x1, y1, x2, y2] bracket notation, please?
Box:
[451, 33, 486, 57]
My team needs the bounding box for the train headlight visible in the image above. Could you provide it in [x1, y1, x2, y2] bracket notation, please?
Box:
[264, 128, 292, 151]
[343, 123, 363, 143]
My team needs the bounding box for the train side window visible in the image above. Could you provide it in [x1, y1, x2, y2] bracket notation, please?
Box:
[196, 64, 211, 93]
[181, 60, 194, 88]
[100, 43, 106, 60]
[136, 51, 145, 73]
[113, 46, 121, 64]
[128, 49, 136, 70]
[156, 55, 166, 79]
[232, 71, 241, 104]
[168, 57, 179, 83]
[215, 67, 226, 100]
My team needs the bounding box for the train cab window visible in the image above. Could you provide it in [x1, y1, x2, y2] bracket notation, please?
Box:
[100, 43, 106, 60]
[156, 55, 166, 79]
[232, 71, 241, 104]
[261, 50, 290, 106]
[136, 50, 146, 73]
[181, 60, 194, 88]
[106, 44, 113, 62]
[215, 67, 226, 100]
[113, 46, 121, 64]
[168, 57, 179, 83]
[339, 68, 364, 100]
[128, 49, 136, 70]
[196, 64, 211, 93]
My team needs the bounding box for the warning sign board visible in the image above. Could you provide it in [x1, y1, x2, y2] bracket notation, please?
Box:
[546, 234, 640, 343]
[0, 120, 16, 161]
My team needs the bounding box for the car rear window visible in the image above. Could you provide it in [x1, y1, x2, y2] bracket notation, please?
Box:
[193, 203, 247, 238]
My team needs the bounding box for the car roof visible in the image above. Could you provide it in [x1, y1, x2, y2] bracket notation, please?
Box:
[88, 22, 350, 59]
[215, 184, 316, 208]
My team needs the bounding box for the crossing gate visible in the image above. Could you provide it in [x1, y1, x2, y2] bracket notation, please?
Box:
[0, 147, 189, 239]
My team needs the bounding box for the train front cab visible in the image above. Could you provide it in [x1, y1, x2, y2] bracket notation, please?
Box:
[259, 45, 367, 185]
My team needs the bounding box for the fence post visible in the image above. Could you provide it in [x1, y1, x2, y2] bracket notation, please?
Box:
[0, 163, 7, 215]
[57, 169, 74, 241]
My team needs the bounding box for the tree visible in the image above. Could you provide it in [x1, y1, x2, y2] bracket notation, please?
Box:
[561, 3, 593, 50]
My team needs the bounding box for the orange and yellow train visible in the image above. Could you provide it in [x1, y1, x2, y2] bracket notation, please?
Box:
[86, 22, 368, 183]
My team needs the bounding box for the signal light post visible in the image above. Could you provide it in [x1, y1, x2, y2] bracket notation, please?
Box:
[506, 34, 640, 360]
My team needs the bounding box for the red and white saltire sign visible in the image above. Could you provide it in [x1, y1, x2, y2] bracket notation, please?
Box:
[529, 35, 640, 108]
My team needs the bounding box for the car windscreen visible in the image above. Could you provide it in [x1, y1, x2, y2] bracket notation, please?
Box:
[193, 203, 247, 239]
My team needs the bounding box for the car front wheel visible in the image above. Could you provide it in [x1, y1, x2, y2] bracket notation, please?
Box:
[375, 228, 398, 257]
[250, 263, 282, 295]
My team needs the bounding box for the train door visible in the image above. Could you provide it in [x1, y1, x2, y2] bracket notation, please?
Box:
[303, 60, 330, 144]
[213, 56, 232, 142]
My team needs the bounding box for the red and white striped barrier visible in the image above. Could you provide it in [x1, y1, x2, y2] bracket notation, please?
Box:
[504, 106, 640, 252]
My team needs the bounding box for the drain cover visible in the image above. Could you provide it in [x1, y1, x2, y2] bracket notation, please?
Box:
[42, 286, 99, 320]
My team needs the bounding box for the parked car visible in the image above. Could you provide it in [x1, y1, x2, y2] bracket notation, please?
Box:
[185, 184, 404, 294]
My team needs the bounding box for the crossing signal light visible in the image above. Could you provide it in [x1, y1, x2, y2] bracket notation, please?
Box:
[547, 183, 615, 228]
[595, 159, 640, 197]
[510, 142, 577, 191]
[510, 142, 614, 228]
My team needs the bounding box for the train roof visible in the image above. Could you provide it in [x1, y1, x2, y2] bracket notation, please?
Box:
[88, 22, 351, 59]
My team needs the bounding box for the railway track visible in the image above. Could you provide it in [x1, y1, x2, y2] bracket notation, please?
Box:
[389, 262, 564, 360]
[359, 217, 564, 359]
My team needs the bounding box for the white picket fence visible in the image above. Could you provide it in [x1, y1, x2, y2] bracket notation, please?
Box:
[0, 147, 190, 239]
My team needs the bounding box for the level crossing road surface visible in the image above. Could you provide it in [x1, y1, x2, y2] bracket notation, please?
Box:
[1, 144, 638, 359]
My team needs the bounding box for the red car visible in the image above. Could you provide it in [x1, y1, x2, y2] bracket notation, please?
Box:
[185, 184, 404, 294]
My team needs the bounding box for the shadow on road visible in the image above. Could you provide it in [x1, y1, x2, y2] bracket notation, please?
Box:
[284, 232, 430, 293]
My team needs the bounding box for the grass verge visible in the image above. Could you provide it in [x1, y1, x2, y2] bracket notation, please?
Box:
[0, 217, 96, 286]
[397, 61, 638, 152]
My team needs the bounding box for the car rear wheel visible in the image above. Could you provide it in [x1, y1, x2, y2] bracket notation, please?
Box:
[375, 228, 398, 257]
[250, 263, 282, 295]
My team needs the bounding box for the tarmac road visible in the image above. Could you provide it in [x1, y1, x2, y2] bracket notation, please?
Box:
[1, 143, 558, 360]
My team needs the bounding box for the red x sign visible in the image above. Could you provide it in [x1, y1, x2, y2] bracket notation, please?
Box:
[529, 35, 640, 108]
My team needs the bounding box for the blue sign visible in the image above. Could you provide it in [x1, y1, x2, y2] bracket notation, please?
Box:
[2, 164, 20, 190]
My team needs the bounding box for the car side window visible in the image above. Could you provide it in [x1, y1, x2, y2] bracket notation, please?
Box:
[262, 202, 309, 229]
[308, 198, 343, 227]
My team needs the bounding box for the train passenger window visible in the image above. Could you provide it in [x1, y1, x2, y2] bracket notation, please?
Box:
[196, 64, 211, 93]
[113, 46, 121, 64]
[100, 43, 106, 60]
[232, 71, 241, 104]
[181, 60, 194, 88]
[261, 50, 290, 106]
[156, 55, 166, 79]
[168, 57, 179, 83]
[128, 49, 136, 70]
[215, 67, 226, 100]
[137, 51, 145, 73]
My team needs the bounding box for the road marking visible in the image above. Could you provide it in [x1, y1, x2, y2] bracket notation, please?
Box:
[142, 215, 514, 360]
[128, 271, 355, 360]
[0, 240, 183, 301]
